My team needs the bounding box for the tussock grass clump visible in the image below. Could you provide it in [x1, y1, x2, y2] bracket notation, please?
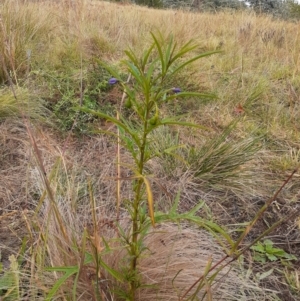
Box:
[0, 88, 48, 120]
[125, 223, 277, 301]
[0, 1, 55, 83]
[188, 126, 261, 189]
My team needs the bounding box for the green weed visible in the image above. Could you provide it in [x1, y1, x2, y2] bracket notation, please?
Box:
[0, 255, 20, 301]
[250, 239, 297, 263]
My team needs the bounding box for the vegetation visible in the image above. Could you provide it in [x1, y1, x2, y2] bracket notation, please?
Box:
[1, 0, 300, 301]
[250, 239, 297, 263]
[131, 0, 300, 17]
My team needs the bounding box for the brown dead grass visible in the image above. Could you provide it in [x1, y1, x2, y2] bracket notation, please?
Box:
[1, 0, 300, 300]
[136, 223, 277, 301]
[0, 118, 278, 300]
[0, 120, 31, 214]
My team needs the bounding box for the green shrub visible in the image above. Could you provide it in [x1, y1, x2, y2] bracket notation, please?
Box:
[287, 0, 300, 18]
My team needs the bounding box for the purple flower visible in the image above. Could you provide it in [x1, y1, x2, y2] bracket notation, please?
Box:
[172, 87, 181, 94]
[108, 78, 118, 85]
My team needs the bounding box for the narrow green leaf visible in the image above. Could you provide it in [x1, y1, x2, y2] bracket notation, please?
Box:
[118, 127, 139, 164]
[93, 59, 122, 81]
[99, 259, 124, 282]
[258, 269, 274, 280]
[151, 209, 233, 248]
[151, 32, 166, 74]
[172, 269, 183, 287]
[170, 191, 180, 216]
[163, 144, 186, 153]
[200, 220, 234, 248]
[46, 266, 79, 272]
[190, 257, 213, 299]
[84, 252, 94, 264]
[124, 49, 140, 68]
[45, 267, 78, 301]
[165, 91, 217, 102]
[169, 39, 196, 64]
[143, 176, 155, 227]
[89, 129, 119, 138]
[186, 200, 206, 216]
[74, 107, 140, 146]
[170, 50, 222, 76]
[160, 119, 210, 131]
[101, 236, 111, 251]
[119, 114, 142, 145]
[141, 43, 155, 70]
[116, 222, 129, 242]
[163, 144, 189, 166]
[145, 59, 158, 84]
[164, 34, 174, 68]
[123, 85, 135, 100]
[72, 271, 80, 300]
[123, 60, 144, 87]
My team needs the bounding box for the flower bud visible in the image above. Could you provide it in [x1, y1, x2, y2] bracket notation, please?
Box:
[124, 99, 132, 109]
[108, 78, 118, 85]
[149, 115, 158, 125]
[172, 87, 181, 94]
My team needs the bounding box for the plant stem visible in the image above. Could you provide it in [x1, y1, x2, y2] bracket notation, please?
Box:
[129, 119, 149, 300]
[130, 178, 143, 299]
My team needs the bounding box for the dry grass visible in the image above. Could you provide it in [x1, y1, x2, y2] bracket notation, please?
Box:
[0, 88, 48, 121]
[0, 120, 31, 214]
[0, 119, 278, 300]
[1, 0, 299, 146]
[134, 223, 277, 301]
[1, 0, 300, 300]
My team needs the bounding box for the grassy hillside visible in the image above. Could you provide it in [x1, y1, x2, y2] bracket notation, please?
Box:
[0, 0, 300, 300]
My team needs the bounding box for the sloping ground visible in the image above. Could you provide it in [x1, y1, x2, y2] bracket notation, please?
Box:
[0, 115, 299, 300]
[0, 0, 300, 300]
[0, 119, 279, 300]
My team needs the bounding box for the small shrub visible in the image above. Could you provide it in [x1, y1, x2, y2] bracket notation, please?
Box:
[75, 32, 223, 300]
[286, 0, 300, 18]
